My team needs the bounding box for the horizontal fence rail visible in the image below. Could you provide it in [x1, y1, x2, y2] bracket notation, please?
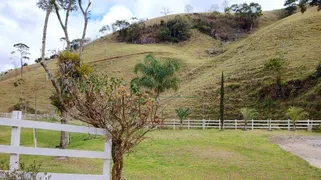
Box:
[161, 119, 321, 130]
[0, 111, 111, 180]
[0, 112, 59, 120]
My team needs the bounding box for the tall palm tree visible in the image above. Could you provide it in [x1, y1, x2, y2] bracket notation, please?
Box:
[175, 108, 191, 129]
[131, 54, 180, 105]
[287, 107, 308, 131]
[240, 108, 258, 131]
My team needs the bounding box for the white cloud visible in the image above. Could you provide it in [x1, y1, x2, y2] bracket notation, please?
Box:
[101, 5, 134, 26]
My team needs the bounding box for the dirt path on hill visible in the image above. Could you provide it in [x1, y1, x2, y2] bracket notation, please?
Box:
[89, 51, 172, 64]
[270, 136, 321, 169]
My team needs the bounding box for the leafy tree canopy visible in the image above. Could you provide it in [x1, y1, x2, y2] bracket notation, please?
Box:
[131, 54, 180, 102]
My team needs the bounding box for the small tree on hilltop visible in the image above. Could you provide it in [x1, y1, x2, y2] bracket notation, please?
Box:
[69, 74, 159, 180]
[295, 0, 321, 13]
[185, 4, 193, 13]
[161, 6, 172, 16]
[287, 107, 308, 131]
[284, 0, 298, 16]
[209, 4, 220, 13]
[176, 108, 191, 129]
[240, 108, 258, 131]
[264, 56, 286, 99]
[131, 54, 180, 106]
[222, 0, 229, 12]
[99, 25, 111, 36]
[229, 2, 262, 30]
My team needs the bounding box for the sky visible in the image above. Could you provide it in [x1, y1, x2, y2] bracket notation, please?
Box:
[0, 0, 285, 72]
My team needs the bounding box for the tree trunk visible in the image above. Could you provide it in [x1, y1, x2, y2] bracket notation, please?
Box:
[276, 77, 283, 99]
[79, 12, 89, 59]
[111, 139, 124, 180]
[293, 121, 296, 131]
[41, 7, 50, 62]
[53, 1, 71, 50]
[244, 120, 248, 131]
[60, 110, 68, 149]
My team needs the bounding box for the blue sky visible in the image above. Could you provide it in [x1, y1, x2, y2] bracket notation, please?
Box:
[0, 0, 285, 72]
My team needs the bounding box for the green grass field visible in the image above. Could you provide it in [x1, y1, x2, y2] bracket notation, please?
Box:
[0, 126, 320, 180]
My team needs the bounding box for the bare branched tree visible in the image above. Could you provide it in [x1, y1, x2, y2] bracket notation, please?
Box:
[50, 0, 78, 50]
[160, 6, 172, 16]
[78, 0, 91, 59]
[69, 75, 159, 180]
[184, 4, 193, 13]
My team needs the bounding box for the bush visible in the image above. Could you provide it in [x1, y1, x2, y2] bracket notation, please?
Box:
[58, 51, 81, 64]
[0, 161, 51, 180]
[312, 62, 321, 78]
[157, 16, 190, 43]
[8, 98, 36, 114]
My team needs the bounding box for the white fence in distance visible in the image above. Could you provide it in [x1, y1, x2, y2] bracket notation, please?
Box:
[163, 119, 321, 130]
[0, 111, 111, 180]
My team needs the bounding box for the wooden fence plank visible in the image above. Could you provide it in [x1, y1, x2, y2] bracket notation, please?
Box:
[0, 171, 108, 180]
[9, 111, 21, 171]
[0, 145, 109, 159]
[0, 118, 106, 135]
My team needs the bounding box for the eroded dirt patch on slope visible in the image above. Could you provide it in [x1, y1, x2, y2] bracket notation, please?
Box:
[270, 136, 321, 169]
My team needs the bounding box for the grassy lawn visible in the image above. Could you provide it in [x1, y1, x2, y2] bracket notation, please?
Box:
[0, 127, 321, 179]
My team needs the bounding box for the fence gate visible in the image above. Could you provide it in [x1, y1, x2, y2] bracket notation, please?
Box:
[0, 111, 111, 180]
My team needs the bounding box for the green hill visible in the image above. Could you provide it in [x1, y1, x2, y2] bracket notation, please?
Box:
[1, 8, 321, 120]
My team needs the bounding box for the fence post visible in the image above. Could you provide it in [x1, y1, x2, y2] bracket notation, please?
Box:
[288, 119, 290, 131]
[103, 138, 111, 180]
[307, 119, 310, 131]
[9, 111, 22, 171]
[188, 119, 190, 129]
[251, 119, 254, 130]
[173, 120, 175, 130]
[269, 119, 272, 131]
[235, 119, 237, 130]
[202, 119, 205, 130]
[218, 119, 221, 130]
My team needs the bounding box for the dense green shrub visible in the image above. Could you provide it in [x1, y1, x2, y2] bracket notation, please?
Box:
[157, 16, 190, 43]
[8, 98, 36, 113]
[117, 22, 144, 43]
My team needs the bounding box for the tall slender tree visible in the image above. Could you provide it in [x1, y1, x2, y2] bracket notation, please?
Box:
[11, 43, 30, 79]
[38, 0, 92, 149]
[220, 71, 225, 131]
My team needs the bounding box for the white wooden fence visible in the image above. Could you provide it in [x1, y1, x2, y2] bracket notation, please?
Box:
[163, 119, 321, 131]
[0, 112, 59, 121]
[0, 111, 111, 180]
